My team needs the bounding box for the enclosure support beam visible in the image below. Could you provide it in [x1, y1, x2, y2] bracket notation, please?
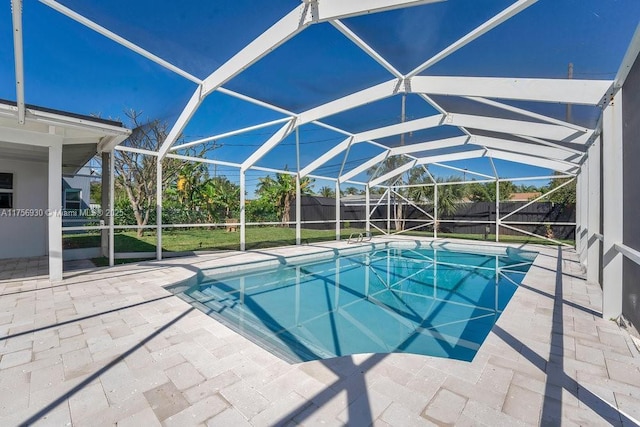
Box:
[11, 0, 25, 124]
[340, 151, 389, 183]
[387, 188, 391, 233]
[158, 86, 203, 159]
[495, 179, 500, 242]
[243, 119, 297, 172]
[577, 162, 589, 265]
[156, 159, 162, 260]
[486, 149, 578, 174]
[336, 181, 341, 241]
[296, 127, 301, 246]
[410, 76, 613, 105]
[109, 150, 115, 267]
[296, 176, 301, 245]
[576, 167, 582, 253]
[587, 138, 601, 284]
[298, 79, 398, 125]
[464, 96, 589, 133]
[171, 117, 294, 152]
[365, 185, 371, 234]
[487, 155, 499, 242]
[370, 160, 417, 187]
[582, 160, 590, 263]
[602, 89, 623, 320]
[240, 171, 246, 251]
[470, 134, 583, 164]
[433, 184, 438, 239]
[48, 143, 63, 281]
[100, 151, 110, 258]
[450, 114, 587, 143]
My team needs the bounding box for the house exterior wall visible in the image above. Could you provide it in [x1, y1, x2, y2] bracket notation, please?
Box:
[62, 165, 94, 212]
[0, 157, 48, 258]
[622, 47, 640, 332]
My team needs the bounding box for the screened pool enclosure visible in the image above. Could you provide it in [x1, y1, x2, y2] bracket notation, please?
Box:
[4, 1, 640, 325]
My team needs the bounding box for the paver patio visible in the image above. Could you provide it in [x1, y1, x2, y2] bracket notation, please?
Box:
[1, 238, 639, 426]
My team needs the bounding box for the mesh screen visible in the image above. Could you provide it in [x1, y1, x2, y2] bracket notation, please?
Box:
[22, 1, 193, 122]
[424, 0, 640, 79]
[55, 0, 298, 79]
[224, 23, 392, 112]
[341, 0, 515, 74]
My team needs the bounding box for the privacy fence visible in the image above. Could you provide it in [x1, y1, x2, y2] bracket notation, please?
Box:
[292, 196, 576, 241]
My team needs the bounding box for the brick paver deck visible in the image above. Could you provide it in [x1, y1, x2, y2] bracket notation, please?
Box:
[1, 239, 639, 426]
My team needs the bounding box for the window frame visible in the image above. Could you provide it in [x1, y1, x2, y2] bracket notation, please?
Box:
[0, 172, 14, 209]
[63, 188, 82, 213]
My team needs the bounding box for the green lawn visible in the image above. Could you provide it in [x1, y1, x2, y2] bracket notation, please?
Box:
[63, 227, 377, 253]
[64, 226, 573, 258]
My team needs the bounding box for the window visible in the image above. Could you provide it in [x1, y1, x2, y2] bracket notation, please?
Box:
[64, 189, 81, 213]
[0, 173, 13, 209]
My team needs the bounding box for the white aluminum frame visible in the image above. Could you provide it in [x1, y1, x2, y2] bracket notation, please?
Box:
[602, 89, 624, 319]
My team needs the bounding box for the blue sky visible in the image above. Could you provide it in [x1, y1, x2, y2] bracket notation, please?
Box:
[1, 0, 639, 196]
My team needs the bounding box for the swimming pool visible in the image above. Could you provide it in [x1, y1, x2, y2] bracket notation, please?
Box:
[173, 243, 536, 362]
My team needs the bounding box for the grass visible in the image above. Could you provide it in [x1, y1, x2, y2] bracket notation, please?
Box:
[63, 227, 378, 253]
[64, 226, 574, 259]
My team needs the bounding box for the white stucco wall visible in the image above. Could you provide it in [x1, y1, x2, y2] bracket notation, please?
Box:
[0, 157, 48, 258]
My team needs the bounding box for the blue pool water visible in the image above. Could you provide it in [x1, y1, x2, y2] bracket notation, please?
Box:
[176, 246, 536, 362]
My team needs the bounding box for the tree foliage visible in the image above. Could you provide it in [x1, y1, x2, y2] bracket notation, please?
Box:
[201, 176, 240, 220]
[435, 177, 466, 217]
[255, 172, 314, 225]
[467, 181, 515, 202]
[408, 176, 466, 218]
[343, 186, 361, 195]
[368, 156, 428, 231]
[318, 186, 335, 198]
[113, 110, 213, 236]
[542, 174, 576, 204]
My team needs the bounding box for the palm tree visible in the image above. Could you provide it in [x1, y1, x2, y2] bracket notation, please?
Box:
[405, 175, 466, 231]
[256, 173, 314, 225]
[368, 156, 428, 231]
[318, 186, 335, 198]
[436, 178, 465, 217]
[407, 168, 432, 204]
[428, 177, 466, 232]
[344, 187, 360, 195]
